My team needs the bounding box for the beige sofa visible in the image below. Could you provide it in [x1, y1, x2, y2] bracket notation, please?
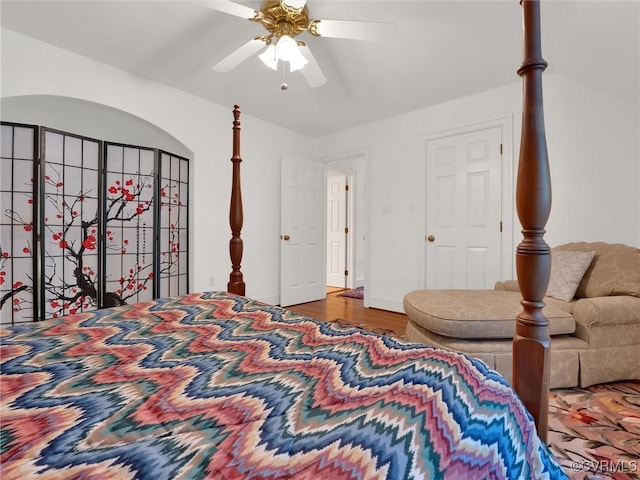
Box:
[404, 242, 640, 388]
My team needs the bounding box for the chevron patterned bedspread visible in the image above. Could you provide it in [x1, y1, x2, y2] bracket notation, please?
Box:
[1, 292, 566, 479]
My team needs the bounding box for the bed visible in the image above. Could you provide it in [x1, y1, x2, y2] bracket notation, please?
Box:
[1, 291, 564, 479]
[1, 1, 562, 478]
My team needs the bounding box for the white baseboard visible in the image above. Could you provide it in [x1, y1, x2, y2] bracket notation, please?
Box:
[253, 294, 280, 306]
[367, 296, 404, 314]
[253, 294, 404, 315]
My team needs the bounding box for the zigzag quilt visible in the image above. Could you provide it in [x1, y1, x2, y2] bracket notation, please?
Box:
[1, 292, 566, 479]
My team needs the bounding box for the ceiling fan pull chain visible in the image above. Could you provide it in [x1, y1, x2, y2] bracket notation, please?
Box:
[281, 63, 289, 90]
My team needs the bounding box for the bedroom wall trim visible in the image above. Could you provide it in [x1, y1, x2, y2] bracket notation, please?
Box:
[367, 295, 403, 314]
[418, 115, 515, 289]
[254, 294, 280, 306]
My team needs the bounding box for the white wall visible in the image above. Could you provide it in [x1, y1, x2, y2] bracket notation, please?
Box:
[315, 75, 640, 312]
[543, 76, 640, 246]
[314, 83, 521, 311]
[1, 28, 314, 303]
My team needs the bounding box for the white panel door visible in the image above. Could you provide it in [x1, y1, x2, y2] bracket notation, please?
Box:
[280, 155, 324, 306]
[426, 126, 502, 289]
[326, 173, 347, 288]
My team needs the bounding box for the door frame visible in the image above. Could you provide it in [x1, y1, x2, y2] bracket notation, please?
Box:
[419, 116, 514, 289]
[321, 150, 370, 306]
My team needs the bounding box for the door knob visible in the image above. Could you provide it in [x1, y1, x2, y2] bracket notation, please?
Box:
[427, 235, 435, 242]
[282, 234, 290, 241]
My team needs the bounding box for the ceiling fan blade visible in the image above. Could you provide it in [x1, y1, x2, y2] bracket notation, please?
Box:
[212, 39, 265, 72]
[312, 19, 397, 41]
[298, 45, 327, 88]
[201, 1, 257, 19]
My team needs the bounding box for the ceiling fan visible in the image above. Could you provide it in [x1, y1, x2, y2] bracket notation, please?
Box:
[205, 0, 396, 87]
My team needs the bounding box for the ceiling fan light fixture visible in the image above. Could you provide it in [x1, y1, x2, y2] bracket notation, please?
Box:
[258, 44, 278, 70]
[276, 35, 308, 72]
[275, 35, 298, 62]
[288, 53, 308, 72]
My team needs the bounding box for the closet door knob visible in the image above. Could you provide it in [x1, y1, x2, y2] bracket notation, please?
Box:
[427, 235, 435, 242]
[282, 235, 290, 241]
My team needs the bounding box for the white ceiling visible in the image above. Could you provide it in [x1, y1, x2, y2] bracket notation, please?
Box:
[1, 0, 638, 138]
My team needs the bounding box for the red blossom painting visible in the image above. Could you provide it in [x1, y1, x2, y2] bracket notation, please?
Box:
[1, 124, 36, 324]
[158, 151, 189, 297]
[102, 143, 157, 308]
[41, 131, 103, 319]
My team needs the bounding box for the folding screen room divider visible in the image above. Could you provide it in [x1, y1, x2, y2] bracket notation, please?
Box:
[0, 122, 189, 325]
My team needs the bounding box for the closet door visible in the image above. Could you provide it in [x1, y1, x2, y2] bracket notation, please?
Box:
[158, 151, 189, 297]
[0, 123, 38, 324]
[41, 128, 101, 319]
[104, 143, 156, 306]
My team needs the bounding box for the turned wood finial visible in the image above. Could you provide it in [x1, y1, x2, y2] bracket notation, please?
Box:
[513, 0, 551, 442]
[228, 105, 246, 295]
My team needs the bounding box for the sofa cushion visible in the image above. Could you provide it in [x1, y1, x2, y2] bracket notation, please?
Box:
[403, 290, 575, 340]
[546, 250, 595, 301]
[554, 242, 640, 298]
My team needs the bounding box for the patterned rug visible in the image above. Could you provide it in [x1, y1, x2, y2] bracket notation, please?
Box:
[548, 380, 640, 479]
[337, 286, 364, 299]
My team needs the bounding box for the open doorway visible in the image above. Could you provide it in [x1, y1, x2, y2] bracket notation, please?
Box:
[324, 151, 368, 302]
[326, 170, 353, 290]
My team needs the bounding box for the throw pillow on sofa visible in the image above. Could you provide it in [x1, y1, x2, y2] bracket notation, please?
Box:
[546, 250, 595, 301]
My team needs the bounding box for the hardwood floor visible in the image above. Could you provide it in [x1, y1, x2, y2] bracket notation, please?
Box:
[286, 290, 408, 337]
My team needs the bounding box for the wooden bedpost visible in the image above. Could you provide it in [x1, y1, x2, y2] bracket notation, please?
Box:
[513, 0, 551, 442]
[228, 105, 246, 296]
